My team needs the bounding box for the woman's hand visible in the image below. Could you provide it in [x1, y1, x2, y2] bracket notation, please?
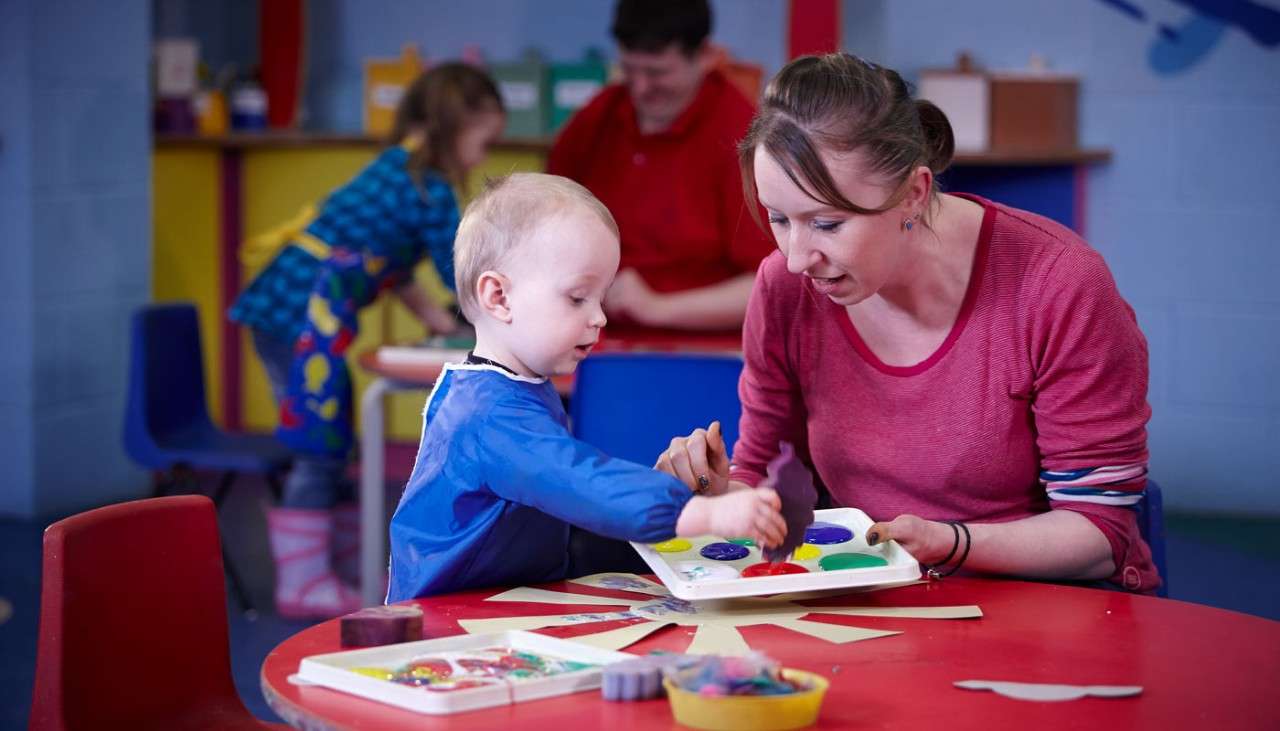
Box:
[865, 514, 959, 566]
[655, 421, 731, 495]
[677, 488, 785, 549]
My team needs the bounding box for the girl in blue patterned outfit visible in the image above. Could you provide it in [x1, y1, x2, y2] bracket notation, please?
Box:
[229, 64, 505, 618]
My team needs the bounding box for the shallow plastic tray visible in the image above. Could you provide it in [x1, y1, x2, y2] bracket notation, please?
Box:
[632, 507, 920, 600]
[297, 630, 633, 715]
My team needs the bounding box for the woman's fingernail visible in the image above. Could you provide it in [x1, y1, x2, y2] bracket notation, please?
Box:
[867, 531, 880, 545]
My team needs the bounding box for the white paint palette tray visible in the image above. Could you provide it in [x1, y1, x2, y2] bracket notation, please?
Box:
[297, 630, 632, 715]
[632, 508, 920, 600]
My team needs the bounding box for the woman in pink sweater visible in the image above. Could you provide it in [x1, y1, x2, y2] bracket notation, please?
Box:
[659, 53, 1158, 593]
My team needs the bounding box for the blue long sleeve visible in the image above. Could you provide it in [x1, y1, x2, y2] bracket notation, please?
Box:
[478, 391, 692, 543]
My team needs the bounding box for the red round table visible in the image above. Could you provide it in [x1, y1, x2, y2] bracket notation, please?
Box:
[261, 578, 1280, 730]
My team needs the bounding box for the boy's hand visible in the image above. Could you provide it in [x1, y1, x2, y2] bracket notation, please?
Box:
[656, 421, 732, 495]
[677, 488, 785, 549]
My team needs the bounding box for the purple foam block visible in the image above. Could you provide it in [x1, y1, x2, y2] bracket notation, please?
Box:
[601, 654, 700, 701]
[339, 605, 424, 648]
[760, 442, 818, 562]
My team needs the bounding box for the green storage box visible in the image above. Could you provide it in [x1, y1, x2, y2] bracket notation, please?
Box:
[491, 51, 547, 139]
[547, 49, 607, 133]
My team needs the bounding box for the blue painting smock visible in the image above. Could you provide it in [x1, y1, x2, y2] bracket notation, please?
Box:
[387, 363, 693, 600]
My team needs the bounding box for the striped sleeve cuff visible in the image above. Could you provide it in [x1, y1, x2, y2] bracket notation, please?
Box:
[1041, 463, 1147, 506]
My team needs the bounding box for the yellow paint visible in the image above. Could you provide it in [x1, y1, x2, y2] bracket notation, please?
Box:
[652, 539, 693, 553]
[792, 544, 822, 561]
[152, 149, 225, 425]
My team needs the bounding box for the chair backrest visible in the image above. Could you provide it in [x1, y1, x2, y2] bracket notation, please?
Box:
[1136, 479, 1169, 597]
[570, 353, 744, 466]
[123, 303, 212, 468]
[29, 496, 245, 729]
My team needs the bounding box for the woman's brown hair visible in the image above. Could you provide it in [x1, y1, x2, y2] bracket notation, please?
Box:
[739, 53, 955, 225]
[388, 63, 504, 189]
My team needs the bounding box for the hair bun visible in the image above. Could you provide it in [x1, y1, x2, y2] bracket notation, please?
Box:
[914, 99, 955, 175]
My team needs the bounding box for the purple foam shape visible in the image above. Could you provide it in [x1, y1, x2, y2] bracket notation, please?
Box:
[601, 654, 700, 701]
[760, 442, 818, 562]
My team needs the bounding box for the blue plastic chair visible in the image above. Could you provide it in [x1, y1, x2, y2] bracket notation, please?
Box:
[1136, 479, 1169, 597]
[570, 352, 744, 466]
[123, 303, 291, 612]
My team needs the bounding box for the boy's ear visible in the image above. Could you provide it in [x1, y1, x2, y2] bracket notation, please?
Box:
[475, 270, 513, 323]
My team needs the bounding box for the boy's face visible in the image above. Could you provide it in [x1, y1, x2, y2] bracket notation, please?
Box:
[503, 206, 619, 377]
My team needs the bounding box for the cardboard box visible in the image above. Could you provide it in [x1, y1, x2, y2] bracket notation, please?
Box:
[989, 73, 1078, 152]
[364, 45, 425, 137]
[548, 51, 607, 134]
[919, 68, 1079, 153]
[491, 52, 548, 139]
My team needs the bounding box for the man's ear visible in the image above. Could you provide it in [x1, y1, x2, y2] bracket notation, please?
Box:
[475, 270, 513, 323]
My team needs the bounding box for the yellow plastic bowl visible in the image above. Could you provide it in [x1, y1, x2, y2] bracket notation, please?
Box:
[663, 668, 829, 731]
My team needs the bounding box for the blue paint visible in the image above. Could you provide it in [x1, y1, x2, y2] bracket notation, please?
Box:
[803, 523, 853, 545]
[700, 542, 750, 561]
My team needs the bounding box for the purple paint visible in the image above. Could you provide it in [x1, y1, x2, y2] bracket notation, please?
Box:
[700, 542, 750, 561]
[804, 522, 853, 545]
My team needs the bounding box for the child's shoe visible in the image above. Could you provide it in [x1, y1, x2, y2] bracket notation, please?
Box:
[267, 507, 363, 619]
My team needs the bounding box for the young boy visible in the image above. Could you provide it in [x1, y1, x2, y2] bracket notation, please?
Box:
[387, 174, 785, 600]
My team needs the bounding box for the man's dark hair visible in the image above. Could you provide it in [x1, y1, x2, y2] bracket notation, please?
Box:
[611, 0, 712, 55]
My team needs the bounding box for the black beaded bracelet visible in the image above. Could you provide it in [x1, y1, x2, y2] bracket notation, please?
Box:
[924, 521, 961, 580]
[934, 521, 972, 579]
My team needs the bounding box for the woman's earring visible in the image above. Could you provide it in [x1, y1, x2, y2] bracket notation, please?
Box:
[902, 216, 915, 232]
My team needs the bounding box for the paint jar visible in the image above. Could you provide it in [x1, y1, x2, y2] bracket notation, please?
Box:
[663, 668, 829, 731]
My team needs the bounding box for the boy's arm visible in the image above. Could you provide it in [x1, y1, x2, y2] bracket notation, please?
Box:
[479, 396, 693, 543]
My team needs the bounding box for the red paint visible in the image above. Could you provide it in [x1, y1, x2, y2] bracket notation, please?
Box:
[788, 0, 841, 60]
[742, 562, 809, 577]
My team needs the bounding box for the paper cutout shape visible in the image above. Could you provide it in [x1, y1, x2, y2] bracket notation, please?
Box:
[954, 680, 1143, 702]
[760, 442, 818, 562]
[457, 573, 980, 654]
[569, 573, 672, 597]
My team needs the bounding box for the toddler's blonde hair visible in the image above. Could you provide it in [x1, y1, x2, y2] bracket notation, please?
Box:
[454, 173, 618, 319]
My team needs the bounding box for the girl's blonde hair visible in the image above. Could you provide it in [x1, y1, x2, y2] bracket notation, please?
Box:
[454, 174, 618, 320]
[388, 63, 504, 188]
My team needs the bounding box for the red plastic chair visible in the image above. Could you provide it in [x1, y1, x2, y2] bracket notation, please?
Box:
[29, 496, 286, 730]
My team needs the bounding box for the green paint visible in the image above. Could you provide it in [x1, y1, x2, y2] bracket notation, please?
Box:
[819, 552, 888, 571]
[727, 538, 756, 546]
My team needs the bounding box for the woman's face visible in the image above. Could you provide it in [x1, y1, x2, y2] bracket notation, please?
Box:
[455, 109, 505, 173]
[752, 145, 924, 307]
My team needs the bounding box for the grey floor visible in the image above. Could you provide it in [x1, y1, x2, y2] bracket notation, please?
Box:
[2, 474, 1277, 729]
